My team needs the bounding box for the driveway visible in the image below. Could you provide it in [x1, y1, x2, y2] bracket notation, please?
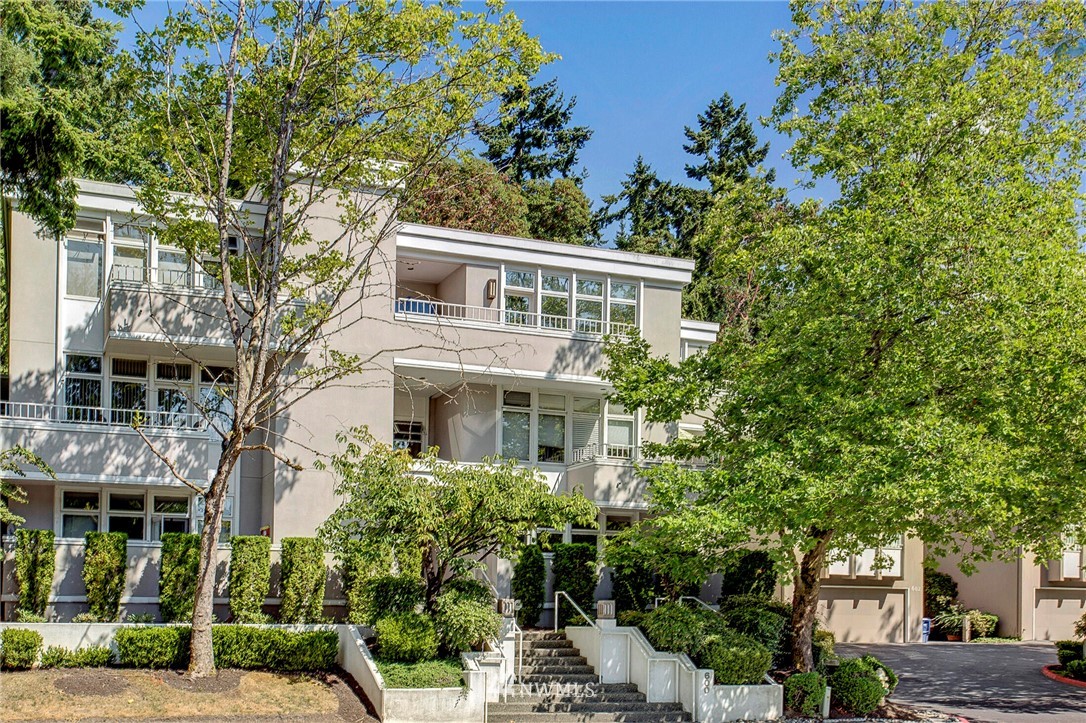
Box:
[838, 642, 1086, 723]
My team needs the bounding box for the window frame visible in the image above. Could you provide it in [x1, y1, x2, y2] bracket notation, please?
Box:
[55, 487, 196, 542]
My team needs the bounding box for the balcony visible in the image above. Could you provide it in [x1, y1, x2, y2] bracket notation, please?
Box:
[393, 298, 635, 338]
[0, 402, 210, 484]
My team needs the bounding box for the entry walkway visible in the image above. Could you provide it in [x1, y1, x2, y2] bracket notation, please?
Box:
[839, 642, 1086, 723]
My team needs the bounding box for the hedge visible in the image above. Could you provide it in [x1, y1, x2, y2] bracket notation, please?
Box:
[785, 671, 826, 717]
[1, 628, 42, 670]
[83, 532, 127, 622]
[551, 543, 597, 627]
[229, 536, 271, 623]
[376, 612, 439, 663]
[160, 533, 201, 622]
[699, 631, 773, 685]
[41, 645, 113, 668]
[434, 590, 501, 654]
[114, 625, 338, 670]
[511, 544, 546, 627]
[15, 528, 55, 618]
[279, 537, 325, 623]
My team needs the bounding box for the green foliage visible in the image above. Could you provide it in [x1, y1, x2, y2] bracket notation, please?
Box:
[229, 536, 271, 624]
[785, 671, 827, 717]
[278, 537, 326, 624]
[14, 528, 55, 617]
[718, 595, 790, 660]
[441, 574, 494, 608]
[477, 79, 593, 184]
[338, 542, 394, 626]
[604, 533, 659, 615]
[718, 551, 777, 600]
[212, 627, 338, 671]
[604, 516, 724, 604]
[813, 628, 836, 669]
[829, 657, 895, 716]
[932, 604, 968, 635]
[0, 628, 42, 669]
[159, 532, 200, 623]
[15, 609, 46, 622]
[351, 575, 425, 627]
[923, 568, 959, 619]
[400, 156, 531, 237]
[319, 432, 596, 612]
[71, 611, 102, 623]
[41, 645, 113, 668]
[1065, 659, 1086, 681]
[522, 177, 596, 244]
[1074, 612, 1086, 641]
[511, 544, 546, 627]
[82, 531, 127, 622]
[375, 657, 464, 689]
[551, 543, 598, 627]
[376, 612, 439, 663]
[125, 612, 154, 624]
[434, 590, 501, 654]
[683, 93, 772, 190]
[0, 447, 54, 525]
[1058, 648, 1083, 668]
[639, 602, 728, 655]
[115, 626, 190, 668]
[699, 631, 773, 685]
[967, 610, 999, 639]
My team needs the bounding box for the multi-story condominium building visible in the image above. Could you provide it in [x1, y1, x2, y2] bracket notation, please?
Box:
[0, 179, 940, 643]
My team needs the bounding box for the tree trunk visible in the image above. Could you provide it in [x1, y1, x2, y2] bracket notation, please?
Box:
[790, 528, 834, 672]
[422, 543, 445, 614]
[188, 446, 241, 678]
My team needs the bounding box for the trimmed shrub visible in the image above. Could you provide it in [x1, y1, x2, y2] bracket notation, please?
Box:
[1066, 659, 1086, 681]
[15, 528, 55, 617]
[1056, 640, 1084, 668]
[115, 626, 190, 668]
[375, 658, 464, 688]
[511, 544, 546, 627]
[212, 626, 338, 671]
[434, 591, 501, 654]
[83, 531, 127, 622]
[43, 645, 114, 668]
[785, 671, 827, 717]
[376, 612, 439, 663]
[829, 657, 893, 716]
[966, 609, 998, 639]
[718, 550, 777, 600]
[1, 628, 42, 669]
[551, 543, 598, 627]
[719, 595, 790, 656]
[229, 535, 271, 623]
[159, 532, 201, 623]
[40, 645, 70, 668]
[641, 602, 715, 654]
[279, 537, 326, 623]
[348, 575, 426, 626]
[338, 545, 392, 625]
[699, 631, 773, 685]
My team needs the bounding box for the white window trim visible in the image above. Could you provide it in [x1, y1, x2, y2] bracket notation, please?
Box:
[496, 386, 605, 467]
[55, 486, 195, 542]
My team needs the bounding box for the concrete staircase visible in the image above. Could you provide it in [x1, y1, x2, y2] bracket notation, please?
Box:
[488, 630, 691, 722]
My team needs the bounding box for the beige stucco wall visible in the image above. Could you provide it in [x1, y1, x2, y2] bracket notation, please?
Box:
[7, 207, 59, 404]
[428, 384, 497, 462]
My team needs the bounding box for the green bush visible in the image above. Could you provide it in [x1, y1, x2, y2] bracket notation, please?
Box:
[511, 544, 546, 627]
[1075, 611, 1086, 640]
[923, 567, 958, 619]
[72, 611, 103, 623]
[861, 654, 899, 695]
[1, 628, 42, 669]
[41, 645, 70, 668]
[604, 536, 658, 615]
[829, 657, 892, 716]
[699, 631, 773, 685]
[212, 626, 338, 671]
[229, 536, 271, 623]
[718, 595, 790, 657]
[785, 671, 827, 717]
[125, 612, 154, 624]
[83, 531, 127, 622]
[15, 609, 46, 622]
[338, 545, 393, 625]
[348, 575, 426, 626]
[813, 628, 836, 669]
[15, 528, 55, 617]
[442, 574, 494, 608]
[718, 551, 777, 600]
[278, 537, 326, 623]
[966, 609, 998, 639]
[160, 532, 201, 623]
[434, 591, 501, 654]
[617, 610, 644, 628]
[551, 543, 598, 627]
[375, 657, 464, 688]
[641, 603, 714, 653]
[115, 626, 190, 668]
[376, 612, 439, 663]
[1056, 640, 1084, 668]
[42, 645, 114, 668]
[1065, 659, 1086, 681]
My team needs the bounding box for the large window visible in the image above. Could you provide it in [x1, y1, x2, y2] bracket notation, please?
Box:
[499, 390, 632, 465]
[66, 239, 103, 297]
[64, 354, 103, 421]
[61, 490, 100, 538]
[498, 267, 639, 334]
[59, 488, 192, 541]
[110, 358, 148, 425]
[155, 362, 192, 427]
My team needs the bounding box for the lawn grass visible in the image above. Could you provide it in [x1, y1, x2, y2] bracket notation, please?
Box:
[0, 669, 339, 721]
[374, 657, 464, 689]
[970, 636, 1023, 643]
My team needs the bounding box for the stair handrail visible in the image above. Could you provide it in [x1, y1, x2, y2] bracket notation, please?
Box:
[553, 590, 598, 631]
[678, 595, 719, 614]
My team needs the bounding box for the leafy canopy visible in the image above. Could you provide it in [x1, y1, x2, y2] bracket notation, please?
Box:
[0, 447, 55, 526]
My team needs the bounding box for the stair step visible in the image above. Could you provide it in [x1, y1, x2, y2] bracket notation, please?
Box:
[502, 692, 653, 704]
[491, 701, 686, 714]
[520, 673, 599, 684]
[488, 711, 690, 722]
[521, 664, 597, 675]
[524, 638, 575, 649]
[522, 648, 586, 660]
[521, 631, 568, 640]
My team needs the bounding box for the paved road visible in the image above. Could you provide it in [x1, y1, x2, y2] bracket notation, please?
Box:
[839, 642, 1086, 723]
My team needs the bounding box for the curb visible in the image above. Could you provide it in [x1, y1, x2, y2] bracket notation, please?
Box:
[1041, 664, 1086, 690]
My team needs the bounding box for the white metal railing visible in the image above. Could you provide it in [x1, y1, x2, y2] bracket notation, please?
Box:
[0, 401, 207, 431]
[570, 443, 638, 464]
[394, 298, 637, 338]
[554, 590, 598, 631]
[110, 264, 220, 290]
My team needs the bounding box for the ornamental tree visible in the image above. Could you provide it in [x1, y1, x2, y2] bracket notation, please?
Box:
[318, 431, 597, 612]
[126, 0, 545, 677]
[605, 0, 1086, 671]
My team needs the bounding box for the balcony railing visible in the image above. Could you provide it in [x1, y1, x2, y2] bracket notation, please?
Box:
[0, 402, 207, 431]
[110, 265, 220, 290]
[570, 442, 708, 468]
[394, 298, 636, 338]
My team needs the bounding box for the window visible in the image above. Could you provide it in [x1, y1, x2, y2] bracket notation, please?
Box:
[108, 492, 146, 540]
[828, 538, 904, 578]
[61, 490, 100, 538]
[393, 421, 425, 457]
[156, 362, 192, 426]
[158, 249, 189, 285]
[606, 400, 635, 458]
[575, 279, 604, 334]
[572, 397, 601, 456]
[500, 390, 606, 465]
[110, 358, 148, 425]
[502, 390, 532, 461]
[682, 341, 710, 360]
[111, 245, 147, 282]
[541, 274, 570, 330]
[64, 354, 103, 421]
[66, 239, 103, 297]
[151, 495, 191, 539]
[609, 281, 638, 329]
[504, 269, 535, 326]
[1061, 535, 1084, 580]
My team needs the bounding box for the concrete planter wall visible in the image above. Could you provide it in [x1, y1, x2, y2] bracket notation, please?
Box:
[566, 621, 783, 723]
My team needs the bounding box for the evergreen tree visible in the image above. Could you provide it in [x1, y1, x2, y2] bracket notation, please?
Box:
[683, 93, 772, 189]
[523, 178, 597, 245]
[477, 78, 593, 183]
[596, 156, 682, 254]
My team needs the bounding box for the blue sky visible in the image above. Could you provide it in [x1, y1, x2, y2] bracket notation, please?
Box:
[113, 2, 834, 236]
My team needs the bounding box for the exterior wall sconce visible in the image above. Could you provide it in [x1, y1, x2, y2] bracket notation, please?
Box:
[485, 278, 497, 301]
